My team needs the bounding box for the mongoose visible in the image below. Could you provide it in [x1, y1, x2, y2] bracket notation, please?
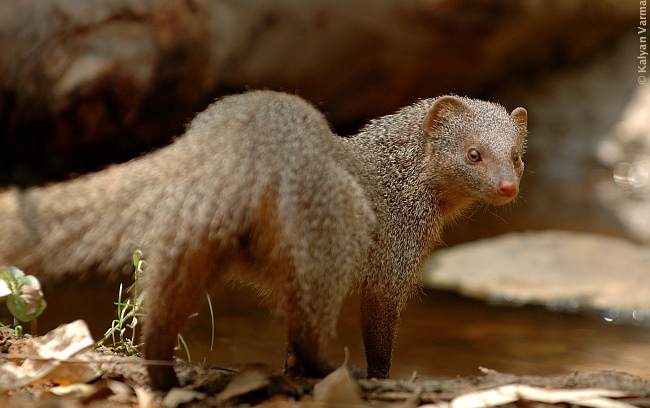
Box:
[0, 90, 527, 390]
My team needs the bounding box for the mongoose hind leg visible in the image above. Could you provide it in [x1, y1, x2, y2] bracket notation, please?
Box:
[143, 250, 221, 390]
[284, 333, 339, 378]
[281, 267, 349, 378]
[145, 328, 180, 391]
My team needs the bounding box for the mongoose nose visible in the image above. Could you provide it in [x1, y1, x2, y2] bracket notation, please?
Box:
[497, 181, 517, 197]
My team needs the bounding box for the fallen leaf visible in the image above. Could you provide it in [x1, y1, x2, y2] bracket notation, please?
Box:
[513, 385, 630, 404]
[215, 363, 273, 403]
[312, 351, 366, 407]
[49, 383, 98, 398]
[42, 348, 102, 384]
[162, 388, 206, 408]
[450, 384, 634, 408]
[0, 361, 40, 391]
[0, 320, 98, 391]
[134, 386, 157, 408]
[24, 319, 95, 359]
[450, 385, 518, 408]
[106, 379, 135, 402]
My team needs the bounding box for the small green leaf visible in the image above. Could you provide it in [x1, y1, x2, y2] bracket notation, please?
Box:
[7, 290, 47, 322]
[17, 275, 42, 291]
[0, 265, 25, 282]
[1, 268, 47, 322]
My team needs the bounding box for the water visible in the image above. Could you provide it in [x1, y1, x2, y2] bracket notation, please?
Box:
[37, 282, 650, 381]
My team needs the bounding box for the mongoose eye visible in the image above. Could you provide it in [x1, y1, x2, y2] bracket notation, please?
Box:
[513, 152, 521, 166]
[467, 148, 481, 163]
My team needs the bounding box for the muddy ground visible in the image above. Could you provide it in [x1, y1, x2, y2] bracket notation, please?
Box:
[1, 327, 649, 408]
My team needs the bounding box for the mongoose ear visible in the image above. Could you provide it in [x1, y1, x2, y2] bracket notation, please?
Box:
[422, 95, 472, 135]
[510, 107, 528, 145]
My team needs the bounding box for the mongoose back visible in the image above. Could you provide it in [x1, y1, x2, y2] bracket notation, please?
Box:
[0, 90, 528, 390]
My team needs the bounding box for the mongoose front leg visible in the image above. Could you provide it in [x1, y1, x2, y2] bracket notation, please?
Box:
[360, 289, 402, 379]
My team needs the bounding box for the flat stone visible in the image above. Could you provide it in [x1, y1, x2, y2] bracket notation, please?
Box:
[423, 230, 650, 323]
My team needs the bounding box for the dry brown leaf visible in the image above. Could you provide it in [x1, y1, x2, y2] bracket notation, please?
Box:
[49, 383, 99, 398]
[215, 364, 273, 403]
[0, 320, 97, 391]
[134, 386, 157, 408]
[162, 388, 206, 407]
[24, 319, 95, 359]
[312, 365, 366, 406]
[42, 348, 102, 385]
[445, 384, 635, 408]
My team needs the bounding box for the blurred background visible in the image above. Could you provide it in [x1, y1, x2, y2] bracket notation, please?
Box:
[1, 0, 648, 381]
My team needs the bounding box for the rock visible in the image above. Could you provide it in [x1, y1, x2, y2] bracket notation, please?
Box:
[423, 230, 650, 323]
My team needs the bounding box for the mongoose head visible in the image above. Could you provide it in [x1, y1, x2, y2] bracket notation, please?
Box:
[421, 95, 527, 212]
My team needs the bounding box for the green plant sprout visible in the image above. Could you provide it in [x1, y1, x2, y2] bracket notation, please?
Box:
[97, 249, 217, 366]
[0, 265, 47, 336]
[177, 334, 191, 363]
[96, 249, 146, 356]
[206, 292, 215, 352]
[200, 293, 216, 367]
[177, 293, 215, 366]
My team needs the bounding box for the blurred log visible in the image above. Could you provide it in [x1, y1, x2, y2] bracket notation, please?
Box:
[0, 0, 636, 183]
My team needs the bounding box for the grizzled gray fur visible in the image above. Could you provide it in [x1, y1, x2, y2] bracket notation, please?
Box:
[0, 90, 527, 390]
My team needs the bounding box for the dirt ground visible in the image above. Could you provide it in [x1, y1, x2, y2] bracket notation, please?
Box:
[1, 327, 649, 407]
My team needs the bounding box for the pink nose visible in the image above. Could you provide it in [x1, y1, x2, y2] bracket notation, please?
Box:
[498, 181, 517, 197]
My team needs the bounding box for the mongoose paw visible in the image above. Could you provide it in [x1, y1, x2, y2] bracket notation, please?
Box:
[282, 349, 338, 378]
[148, 365, 180, 391]
[283, 351, 300, 376]
[283, 347, 365, 379]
